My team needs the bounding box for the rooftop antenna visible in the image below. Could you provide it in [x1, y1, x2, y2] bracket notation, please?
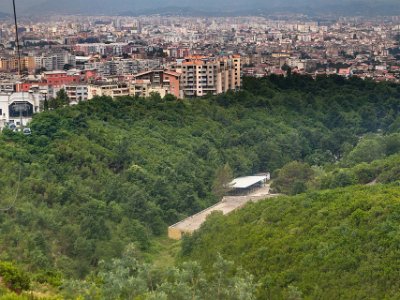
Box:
[12, 0, 21, 76]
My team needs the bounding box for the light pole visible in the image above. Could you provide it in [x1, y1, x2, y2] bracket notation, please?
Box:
[41, 91, 48, 111]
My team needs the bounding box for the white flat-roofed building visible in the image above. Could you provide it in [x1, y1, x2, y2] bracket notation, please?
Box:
[0, 92, 42, 130]
[168, 173, 274, 240]
[230, 175, 268, 188]
[228, 173, 270, 195]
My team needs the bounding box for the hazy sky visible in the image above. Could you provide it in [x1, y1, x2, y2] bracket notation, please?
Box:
[0, 0, 44, 12]
[0, 0, 398, 15]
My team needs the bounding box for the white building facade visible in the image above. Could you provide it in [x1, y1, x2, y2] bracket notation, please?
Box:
[0, 92, 43, 130]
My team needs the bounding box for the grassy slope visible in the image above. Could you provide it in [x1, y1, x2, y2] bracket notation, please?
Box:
[145, 237, 181, 269]
[182, 184, 400, 299]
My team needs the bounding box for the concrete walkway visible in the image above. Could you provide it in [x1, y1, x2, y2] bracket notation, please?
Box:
[168, 185, 278, 240]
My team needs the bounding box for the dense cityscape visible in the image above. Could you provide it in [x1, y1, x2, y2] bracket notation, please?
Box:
[0, 13, 398, 129]
[0, 15, 398, 125]
[0, 15, 399, 86]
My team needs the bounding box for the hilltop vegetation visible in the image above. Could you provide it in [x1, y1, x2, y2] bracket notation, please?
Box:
[270, 133, 400, 195]
[0, 75, 399, 297]
[181, 184, 400, 299]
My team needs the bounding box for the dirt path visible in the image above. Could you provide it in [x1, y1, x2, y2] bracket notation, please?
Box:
[168, 185, 278, 239]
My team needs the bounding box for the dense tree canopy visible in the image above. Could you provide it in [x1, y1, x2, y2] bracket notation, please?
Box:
[0, 75, 400, 298]
[182, 185, 400, 299]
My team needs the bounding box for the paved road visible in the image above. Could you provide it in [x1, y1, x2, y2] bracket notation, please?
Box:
[168, 185, 278, 239]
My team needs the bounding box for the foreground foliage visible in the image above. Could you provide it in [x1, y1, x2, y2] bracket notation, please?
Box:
[182, 184, 400, 299]
[0, 262, 30, 292]
[61, 244, 255, 300]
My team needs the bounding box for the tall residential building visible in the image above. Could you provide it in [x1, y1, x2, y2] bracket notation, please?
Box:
[0, 57, 36, 73]
[177, 55, 241, 98]
[85, 59, 162, 77]
[34, 52, 76, 71]
[64, 84, 89, 103]
[74, 43, 128, 56]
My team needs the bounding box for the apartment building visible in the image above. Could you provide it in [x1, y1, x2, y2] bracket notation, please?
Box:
[34, 52, 76, 71]
[42, 71, 81, 86]
[0, 57, 36, 73]
[177, 55, 241, 98]
[74, 43, 128, 56]
[64, 84, 89, 103]
[88, 82, 130, 99]
[133, 70, 181, 98]
[130, 80, 170, 98]
[85, 58, 162, 77]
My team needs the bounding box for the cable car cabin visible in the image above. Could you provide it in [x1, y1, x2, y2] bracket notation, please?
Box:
[22, 128, 31, 135]
[8, 123, 17, 131]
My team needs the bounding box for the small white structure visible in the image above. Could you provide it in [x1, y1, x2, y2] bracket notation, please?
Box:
[228, 173, 270, 195]
[0, 92, 43, 130]
[168, 174, 274, 240]
[230, 175, 268, 189]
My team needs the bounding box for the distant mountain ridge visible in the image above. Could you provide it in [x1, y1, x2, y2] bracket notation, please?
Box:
[0, 11, 10, 19]
[18, 0, 400, 16]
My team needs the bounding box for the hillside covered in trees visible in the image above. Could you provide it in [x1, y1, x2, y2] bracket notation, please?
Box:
[181, 184, 400, 299]
[0, 75, 400, 298]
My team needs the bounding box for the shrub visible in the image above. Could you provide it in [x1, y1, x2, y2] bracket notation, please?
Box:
[0, 262, 30, 292]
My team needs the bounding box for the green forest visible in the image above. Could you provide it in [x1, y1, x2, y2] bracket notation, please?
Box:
[0, 75, 400, 299]
[182, 185, 400, 299]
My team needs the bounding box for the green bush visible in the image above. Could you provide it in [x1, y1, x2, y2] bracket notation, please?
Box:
[0, 262, 30, 291]
[33, 270, 62, 287]
[271, 161, 314, 195]
[353, 163, 378, 184]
